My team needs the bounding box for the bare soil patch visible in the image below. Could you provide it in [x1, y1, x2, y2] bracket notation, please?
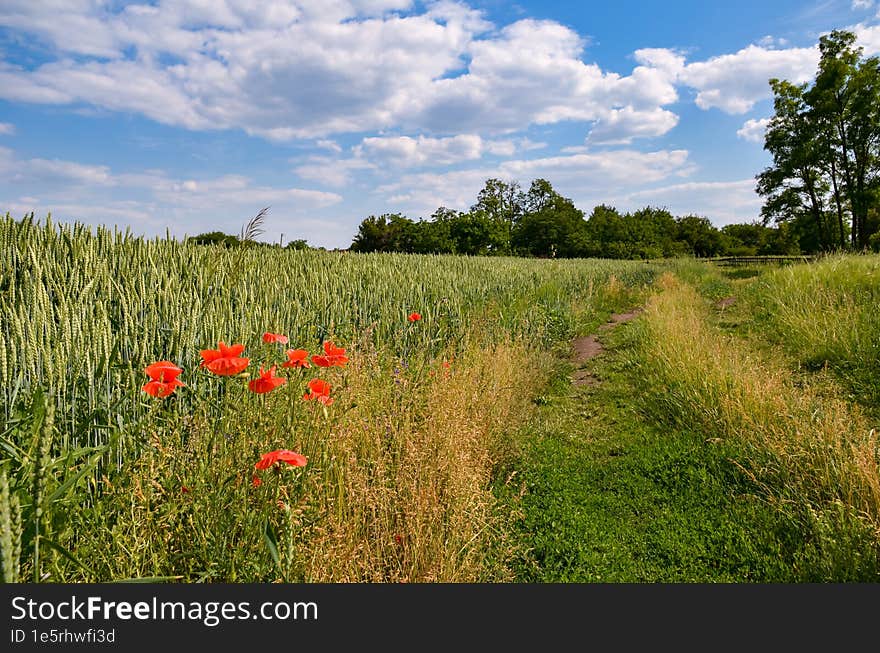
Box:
[571, 308, 642, 386]
[599, 308, 644, 331]
[572, 334, 603, 363]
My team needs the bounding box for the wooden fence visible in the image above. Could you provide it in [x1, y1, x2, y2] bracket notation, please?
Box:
[709, 255, 817, 267]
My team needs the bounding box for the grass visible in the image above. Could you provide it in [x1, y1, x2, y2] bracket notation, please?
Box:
[60, 337, 550, 582]
[0, 214, 657, 582]
[741, 253, 880, 412]
[503, 308, 863, 582]
[4, 214, 879, 583]
[629, 273, 880, 579]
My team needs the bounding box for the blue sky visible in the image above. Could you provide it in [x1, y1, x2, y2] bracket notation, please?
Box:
[1, 0, 879, 249]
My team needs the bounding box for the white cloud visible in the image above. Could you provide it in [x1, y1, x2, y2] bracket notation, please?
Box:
[0, 146, 343, 243]
[851, 0, 874, 10]
[587, 106, 679, 145]
[621, 179, 762, 226]
[679, 44, 818, 114]
[757, 35, 790, 48]
[400, 18, 681, 138]
[376, 148, 694, 215]
[0, 3, 681, 145]
[643, 25, 880, 116]
[293, 157, 375, 187]
[633, 48, 686, 77]
[0, 148, 115, 186]
[736, 117, 770, 143]
[151, 174, 342, 210]
[854, 22, 880, 54]
[355, 134, 484, 166]
[514, 138, 547, 152]
[0, 123, 15, 135]
[353, 133, 530, 167]
[316, 139, 342, 153]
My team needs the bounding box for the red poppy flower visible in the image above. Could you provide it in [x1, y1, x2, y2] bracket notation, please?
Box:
[282, 349, 311, 368]
[142, 379, 185, 398]
[199, 341, 250, 376]
[141, 360, 185, 397]
[263, 332, 289, 344]
[310, 341, 349, 367]
[252, 475, 262, 488]
[254, 449, 308, 470]
[144, 361, 183, 382]
[408, 312, 422, 322]
[303, 378, 333, 405]
[248, 365, 286, 394]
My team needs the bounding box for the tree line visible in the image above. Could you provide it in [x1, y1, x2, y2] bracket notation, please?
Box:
[350, 177, 799, 258]
[195, 28, 880, 260]
[758, 29, 880, 252]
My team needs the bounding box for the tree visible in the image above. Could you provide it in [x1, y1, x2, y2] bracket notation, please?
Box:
[448, 211, 507, 256]
[758, 79, 835, 250]
[410, 208, 457, 254]
[521, 178, 556, 214]
[512, 180, 588, 257]
[350, 214, 416, 252]
[584, 205, 627, 257]
[759, 29, 880, 251]
[625, 206, 678, 258]
[675, 215, 726, 257]
[187, 231, 240, 247]
[807, 30, 880, 249]
[471, 178, 523, 224]
[285, 239, 310, 251]
[469, 178, 523, 254]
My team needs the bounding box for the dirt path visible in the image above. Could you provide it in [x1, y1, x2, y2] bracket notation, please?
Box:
[510, 295, 818, 582]
[571, 308, 643, 386]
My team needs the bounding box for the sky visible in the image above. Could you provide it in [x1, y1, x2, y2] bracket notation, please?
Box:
[1, 0, 880, 249]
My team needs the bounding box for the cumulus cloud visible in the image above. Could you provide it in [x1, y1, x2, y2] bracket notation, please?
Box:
[854, 22, 880, 54]
[0, 123, 15, 135]
[376, 148, 694, 216]
[736, 118, 770, 143]
[851, 0, 874, 10]
[679, 44, 819, 114]
[620, 179, 763, 225]
[355, 134, 484, 166]
[0, 148, 115, 186]
[352, 134, 529, 167]
[315, 139, 342, 153]
[0, 145, 343, 242]
[0, 2, 682, 145]
[587, 107, 679, 145]
[293, 157, 376, 187]
[655, 26, 880, 116]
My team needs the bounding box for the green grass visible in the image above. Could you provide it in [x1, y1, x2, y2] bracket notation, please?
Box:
[0, 214, 661, 582]
[5, 219, 878, 584]
[741, 254, 880, 413]
[503, 294, 880, 582]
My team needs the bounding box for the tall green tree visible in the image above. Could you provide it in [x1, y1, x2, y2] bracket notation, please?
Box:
[759, 29, 880, 251]
[807, 30, 880, 249]
[758, 79, 835, 250]
[512, 180, 588, 257]
[350, 214, 416, 252]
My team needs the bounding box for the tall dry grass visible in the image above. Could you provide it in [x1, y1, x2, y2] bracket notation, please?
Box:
[632, 274, 880, 575]
[5, 214, 645, 581]
[743, 253, 880, 409]
[57, 337, 548, 582]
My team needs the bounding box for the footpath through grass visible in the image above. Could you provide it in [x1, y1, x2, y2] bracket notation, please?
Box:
[502, 297, 853, 582]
